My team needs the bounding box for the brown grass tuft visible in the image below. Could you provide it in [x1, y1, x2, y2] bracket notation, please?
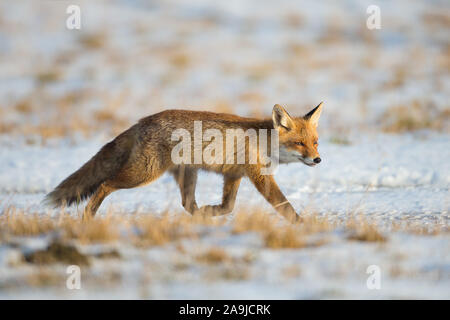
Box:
[329, 136, 352, 145]
[232, 211, 274, 234]
[346, 216, 386, 242]
[233, 212, 310, 249]
[15, 100, 33, 114]
[196, 247, 230, 264]
[61, 215, 121, 244]
[170, 52, 192, 69]
[0, 208, 56, 237]
[25, 241, 90, 266]
[132, 213, 219, 247]
[264, 226, 306, 249]
[422, 11, 450, 29]
[25, 269, 65, 287]
[381, 101, 448, 133]
[79, 32, 107, 49]
[35, 70, 62, 85]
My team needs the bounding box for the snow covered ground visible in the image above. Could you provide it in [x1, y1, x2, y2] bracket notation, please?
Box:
[0, 0, 449, 299]
[0, 230, 449, 299]
[0, 131, 448, 300]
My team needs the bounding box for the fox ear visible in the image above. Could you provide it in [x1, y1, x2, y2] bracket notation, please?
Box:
[304, 102, 323, 127]
[272, 104, 294, 131]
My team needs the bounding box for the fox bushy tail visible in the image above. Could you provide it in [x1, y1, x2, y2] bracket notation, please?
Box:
[44, 131, 134, 207]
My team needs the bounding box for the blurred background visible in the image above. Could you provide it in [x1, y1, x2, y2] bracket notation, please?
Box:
[0, 0, 448, 145]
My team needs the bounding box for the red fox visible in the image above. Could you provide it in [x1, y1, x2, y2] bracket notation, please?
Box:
[45, 103, 323, 223]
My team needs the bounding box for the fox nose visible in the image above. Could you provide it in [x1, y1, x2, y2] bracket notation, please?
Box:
[313, 157, 321, 164]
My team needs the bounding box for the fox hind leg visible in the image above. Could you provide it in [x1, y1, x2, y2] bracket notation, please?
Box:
[83, 183, 116, 220]
[83, 150, 172, 220]
[196, 174, 241, 216]
[171, 166, 199, 214]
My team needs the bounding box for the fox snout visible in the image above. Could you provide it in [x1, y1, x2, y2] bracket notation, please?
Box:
[299, 156, 321, 166]
[302, 151, 321, 165]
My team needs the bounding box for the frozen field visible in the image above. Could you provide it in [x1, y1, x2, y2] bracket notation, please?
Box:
[0, 131, 448, 300]
[0, 0, 449, 299]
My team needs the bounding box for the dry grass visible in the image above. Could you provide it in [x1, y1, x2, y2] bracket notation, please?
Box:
[381, 101, 449, 133]
[79, 32, 107, 50]
[0, 207, 447, 250]
[196, 247, 230, 264]
[61, 214, 121, 244]
[264, 227, 306, 249]
[24, 241, 90, 266]
[245, 63, 274, 82]
[1, 110, 131, 143]
[214, 265, 250, 281]
[170, 52, 192, 69]
[0, 207, 447, 290]
[0, 88, 132, 142]
[317, 16, 347, 45]
[0, 208, 57, 237]
[1, 88, 447, 142]
[25, 269, 66, 287]
[422, 11, 450, 29]
[14, 100, 34, 114]
[35, 70, 63, 85]
[232, 211, 333, 248]
[0, 208, 121, 243]
[132, 214, 196, 246]
[383, 66, 408, 89]
[391, 220, 448, 236]
[329, 136, 352, 145]
[346, 216, 386, 242]
[25, 119, 94, 140]
[131, 213, 222, 247]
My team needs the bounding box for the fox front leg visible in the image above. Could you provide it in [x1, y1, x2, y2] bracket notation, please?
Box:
[247, 170, 300, 223]
[196, 175, 242, 216]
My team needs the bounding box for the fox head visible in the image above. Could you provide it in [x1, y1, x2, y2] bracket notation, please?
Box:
[272, 102, 323, 166]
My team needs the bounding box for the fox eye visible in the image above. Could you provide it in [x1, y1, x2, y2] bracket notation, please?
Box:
[314, 141, 318, 146]
[295, 142, 305, 147]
